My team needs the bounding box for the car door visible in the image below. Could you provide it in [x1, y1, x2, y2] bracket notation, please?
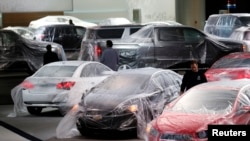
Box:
[182, 27, 206, 60]
[152, 27, 189, 69]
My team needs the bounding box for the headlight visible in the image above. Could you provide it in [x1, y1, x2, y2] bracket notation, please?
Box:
[146, 123, 159, 137]
[128, 104, 138, 112]
[197, 130, 208, 139]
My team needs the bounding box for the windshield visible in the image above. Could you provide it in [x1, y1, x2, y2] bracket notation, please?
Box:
[92, 73, 150, 95]
[211, 58, 250, 68]
[34, 66, 77, 77]
[172, 88, 237, 114]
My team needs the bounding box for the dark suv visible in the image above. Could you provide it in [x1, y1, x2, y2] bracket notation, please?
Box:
[33, 24, 86, 60]
[92, 25, 246, 72]
[78, 24, 144, 61]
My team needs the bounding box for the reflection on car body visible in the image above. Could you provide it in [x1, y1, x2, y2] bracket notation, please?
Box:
[146, 79, 250, 141]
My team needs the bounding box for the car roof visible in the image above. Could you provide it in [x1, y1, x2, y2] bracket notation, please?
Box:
[116, 67, 175, 76]
[89, 24, 144, 29]
[221, 52, 250, 59]
[36, 24, 85, 28]
[196, 79, 250, 90]
[44, 61, 101, 67]
[208, 13, 250, 17]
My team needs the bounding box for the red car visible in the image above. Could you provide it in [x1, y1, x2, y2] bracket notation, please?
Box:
[146, 79, 250, 141]
[205, 52, 250, 81]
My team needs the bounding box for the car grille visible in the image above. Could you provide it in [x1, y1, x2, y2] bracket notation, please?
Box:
[79, 110, 136, 130]
[160, 133, 193, 140]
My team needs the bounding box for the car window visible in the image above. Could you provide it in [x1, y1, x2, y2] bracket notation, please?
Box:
[239, 17, 250, 26]
[96, 28, 124, 39]
[80, 63, 110, 77]
[183, 28, 203, 42]
[34, 66, 77, 77]
[76, 27, 86, 36]
[130, 27, 141, 34]
[158, 28, 184, 41]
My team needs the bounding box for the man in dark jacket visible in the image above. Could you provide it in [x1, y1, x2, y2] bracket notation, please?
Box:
[43, 44, 59, 65]
[100, 40, 119, 71]
[180, 60, 207, 94]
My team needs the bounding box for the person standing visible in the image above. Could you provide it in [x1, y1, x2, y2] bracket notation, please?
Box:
[100, 40, 119, 71]
[180, 60, 207, 94]
[69, 19, 74, 25]
[43, 44, 59, 65]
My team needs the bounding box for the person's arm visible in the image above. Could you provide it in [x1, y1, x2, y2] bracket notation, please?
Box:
[100, 51, 105, 63]
[180, 73, 188, 94]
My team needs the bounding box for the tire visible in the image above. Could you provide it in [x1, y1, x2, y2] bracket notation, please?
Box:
[27, 107, 43, 115]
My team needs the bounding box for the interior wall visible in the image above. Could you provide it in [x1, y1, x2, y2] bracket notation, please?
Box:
[176, 0, 205, 30]
[0, 0, 72, 12]
[0, 0, 206, 29]
[65, 0, 129, 23]
[126, 0, 176, 24]
[2, 12, 63, 28]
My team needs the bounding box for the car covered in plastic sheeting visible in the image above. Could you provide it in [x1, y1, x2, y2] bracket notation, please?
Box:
[9, 61, 114, 117]
[0, 29, 66, 74]
[205, 52, 250, 82]
[56, 67, 182, 139]
[146, 79, 250, 141]
[29, 15, 97, 29]
[101, 25, 245, 72]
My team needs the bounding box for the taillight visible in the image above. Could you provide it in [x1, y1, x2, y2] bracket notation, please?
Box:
[56, 81, 75, 90]
[21, 81, 34, 89]
[94, 45, 102, 58]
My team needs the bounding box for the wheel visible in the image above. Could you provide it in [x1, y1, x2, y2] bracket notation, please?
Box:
[27, 107, 43, 115]
[118, 64, 132, 70]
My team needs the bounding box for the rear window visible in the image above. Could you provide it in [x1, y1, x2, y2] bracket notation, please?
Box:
[34, 66, 77, 77]
[238, 17, 250, 26]
[96, 29, 124, 39]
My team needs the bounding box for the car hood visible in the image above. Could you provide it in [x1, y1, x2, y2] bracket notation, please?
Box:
[154, 112, 223, 133]
[83, 92, 149, 110]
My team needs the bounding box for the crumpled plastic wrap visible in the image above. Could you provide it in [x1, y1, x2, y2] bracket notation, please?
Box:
[0, 29, 66, 73]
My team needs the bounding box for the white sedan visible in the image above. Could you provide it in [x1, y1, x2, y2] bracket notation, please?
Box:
[13, 61, 113, 115]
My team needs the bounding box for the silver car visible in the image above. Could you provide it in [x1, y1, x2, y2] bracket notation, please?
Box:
[19, 61, 113, 115]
